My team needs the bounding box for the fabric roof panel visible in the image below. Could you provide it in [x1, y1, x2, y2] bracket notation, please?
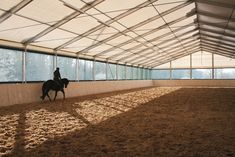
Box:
[60, 15, 100, 34]
[0, 15, 48, 42]
[63, 37, 96, 52]
[163, 3, 195, 23]
[133, 18, 166, 34]
[154, 0, 186, 13]
[0, 0, 22, 10]
[17, 0, 76, 23]
[117, 7, 158, 28]
[197, 2, 233, 17]
[94, 0, 145, 18]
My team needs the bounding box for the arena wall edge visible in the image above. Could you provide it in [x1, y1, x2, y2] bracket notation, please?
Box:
[153, 80, 235, 87]
[0, 80, 153, 107]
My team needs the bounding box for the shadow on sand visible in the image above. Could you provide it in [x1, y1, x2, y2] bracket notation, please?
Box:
[1, 88, 235, 157]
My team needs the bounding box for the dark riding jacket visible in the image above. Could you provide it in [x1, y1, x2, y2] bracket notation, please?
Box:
[53, 69, 61, 81]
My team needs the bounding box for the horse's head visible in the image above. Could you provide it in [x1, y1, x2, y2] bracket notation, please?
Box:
[62, 78, 69, 88]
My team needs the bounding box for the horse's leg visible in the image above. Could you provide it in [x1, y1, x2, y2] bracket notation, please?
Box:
[61, 89, 65, 100]
[45, 89, 51, 101]
[41, 90, 45, 100]
[54, 91, 58, 101]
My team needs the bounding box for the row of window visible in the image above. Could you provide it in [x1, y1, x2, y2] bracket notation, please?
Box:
[152, 69, 235, 79]
[0, 48, 235, 82]
[0, 48, 151, 82]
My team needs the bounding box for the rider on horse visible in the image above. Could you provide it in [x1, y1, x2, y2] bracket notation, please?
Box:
[53, 67, 62, 88]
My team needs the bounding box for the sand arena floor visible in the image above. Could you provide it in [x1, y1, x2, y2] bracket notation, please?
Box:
[0, 87, 234, 157]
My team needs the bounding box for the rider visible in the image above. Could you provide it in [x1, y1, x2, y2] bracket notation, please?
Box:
[53, 67, 62, 87]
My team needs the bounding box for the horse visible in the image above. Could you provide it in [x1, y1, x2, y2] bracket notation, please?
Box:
[40, 78, 69, 101]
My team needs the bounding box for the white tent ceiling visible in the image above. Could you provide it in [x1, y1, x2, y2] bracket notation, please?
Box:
[0, 0, 235, 68]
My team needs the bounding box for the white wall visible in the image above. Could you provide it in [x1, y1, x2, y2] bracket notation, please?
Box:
[153, 80, 235, 87]
[0, 80, 153, 107]
[1, 80, 235, 107]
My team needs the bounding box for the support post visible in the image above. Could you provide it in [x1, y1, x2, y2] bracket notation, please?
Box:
[106, 60, 108, 81]
[22, 45, 27, 83]
[170, 61, 172, 80]
[190, 54, 192, 79]
[93, 59, 95, 81]
[116, 63, 118, 80]
[212, 53, 214, 79]
[76, 55, 79, 82]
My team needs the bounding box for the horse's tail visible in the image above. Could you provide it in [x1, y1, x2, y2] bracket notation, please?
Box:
[41, 82, 46, 100]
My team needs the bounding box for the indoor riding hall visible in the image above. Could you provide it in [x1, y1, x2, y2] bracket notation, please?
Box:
[0, 0, 235, 157]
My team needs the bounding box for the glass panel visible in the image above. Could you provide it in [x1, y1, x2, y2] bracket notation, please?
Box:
[172, 69, 190, 79]
[152, 70, 170, 79]
[26, 52, 53, 81]
[0, 48, 22, 82]
[85, 60, 93, 80]
[95, 61, 106, 80]
[126, 66, 132, 80]
[57, 56, 77, 80]
[117, 65, 125, 80]
[137, 68, 142, 80]
[79, 59, 85, 80]
[133, 67, 138, 80]
[192, 69, 212, 79]
[143, 69, 146, 80]
[107, 63, 116, 80]
[214, 68, 235, 79]
[147, 69, 151, 80]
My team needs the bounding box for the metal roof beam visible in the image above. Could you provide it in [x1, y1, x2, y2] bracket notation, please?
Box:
[76, 0, 194, 54]
[196, 0, 235, 8]
[118, 29, 199, 63]
[139, 44, 201, 67]
[201, 47, 235, 58]
[200, 32, 235, 44]
[149, 47, 201, 67]
[23, 0, 105, 44]
[201, 42, 235, 54]
[114, 23, 196, 57]
[197, 10, 235, 22]
[200, 27, 235, 39]
[0, 0, 33, 24]
[94, 10, 196, 57]
[199, 20, 235, 32]
[54, 0, 158, 50]
[201, 37, 235, 48]
[112, 29, 198, 61]
[127, 38, 200, 65]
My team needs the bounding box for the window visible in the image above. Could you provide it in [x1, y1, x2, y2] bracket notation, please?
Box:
[126, 66, 132, 79]
[192, 69, 212, 79]
[172, 69, 190, 79]
[26, 52, 53, 81]
[117, 64, 125, 80]
[214, 68, 235, 79]
[85, 60, 93, 80]
[137, 68, 142, 79]
[79, 59, 85, 80]
[57, 56, 77, 80]
[152, 70, 170, 79]
[133, 67, 138, 80]
[0, 48, 22, 82]
[95, 61, 106, 80]
[107, 63, 116, 80]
